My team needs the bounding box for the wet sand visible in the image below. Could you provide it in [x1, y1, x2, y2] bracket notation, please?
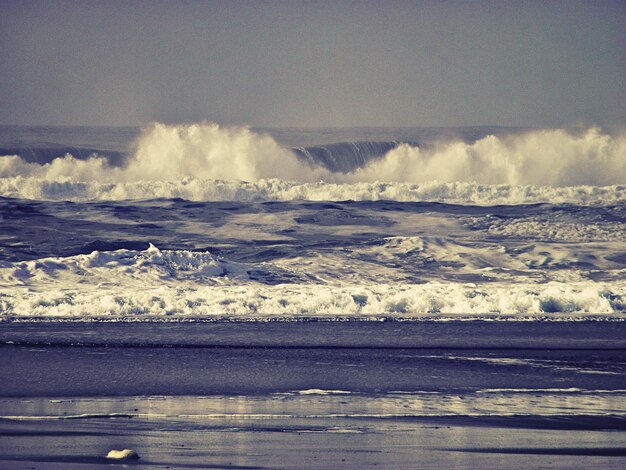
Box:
[1, 320, 625, 469]
[2, 393, 626, 469]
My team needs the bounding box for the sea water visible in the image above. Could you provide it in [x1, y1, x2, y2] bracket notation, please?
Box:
[0, 123, 625, 319]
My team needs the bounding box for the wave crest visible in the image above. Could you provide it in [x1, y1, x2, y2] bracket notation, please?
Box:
[0, 123, 328, 183]
[352, 128, 625, 186]
[127, 122, 329, 181]
[1, 123, 625, 203]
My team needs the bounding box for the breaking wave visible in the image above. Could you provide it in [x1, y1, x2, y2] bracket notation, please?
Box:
[2, 278, 625, 318]
[1, 245, 625, 318]
[1, 122, 625, 202]
[1, 177, 624, 204]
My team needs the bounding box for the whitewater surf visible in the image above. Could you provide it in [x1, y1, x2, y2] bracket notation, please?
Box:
[0, 123, 625, 319]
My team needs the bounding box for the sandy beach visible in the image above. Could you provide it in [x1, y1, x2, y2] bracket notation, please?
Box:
[1, 320, 625, 469]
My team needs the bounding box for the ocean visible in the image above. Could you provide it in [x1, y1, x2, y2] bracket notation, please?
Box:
[0, 123, 625, 319]
[1, 123, 625, 468]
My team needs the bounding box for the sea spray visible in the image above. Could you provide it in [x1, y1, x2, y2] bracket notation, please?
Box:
[1, 123, 625, 190]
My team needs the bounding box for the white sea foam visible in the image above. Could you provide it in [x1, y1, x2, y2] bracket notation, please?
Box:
[0, 123, 325, 182]
[350, 128, 626, 186]
[1, 245, 624, 318]
[0, 244, 248, 289]
[1, 176, 624, 205]
[466, 213, 626, 242]
[1, 122, 625, 203]
[1, 279, 624, 318]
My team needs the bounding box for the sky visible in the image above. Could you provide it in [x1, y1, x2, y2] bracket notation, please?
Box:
[0, 0, 624, 127]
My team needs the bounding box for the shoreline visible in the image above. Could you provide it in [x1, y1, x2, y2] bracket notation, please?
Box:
[1, 320, 625, 468]
[2, 393, 626, 469]
[2, 321, 625, 397]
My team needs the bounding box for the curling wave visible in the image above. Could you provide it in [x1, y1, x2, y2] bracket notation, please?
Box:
[292, 141, 404, 172]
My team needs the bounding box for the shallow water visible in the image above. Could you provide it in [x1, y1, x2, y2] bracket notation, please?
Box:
[1, 320, 626, 468]
[1, 401, 624, 469]
[1, 322, 626, 469]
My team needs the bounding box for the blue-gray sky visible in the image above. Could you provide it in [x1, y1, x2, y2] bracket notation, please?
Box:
[0, 0, 624, 127]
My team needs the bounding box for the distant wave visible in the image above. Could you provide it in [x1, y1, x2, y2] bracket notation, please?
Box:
[1, 122, 625, 202]
[292, 141, 404, 172]
[0, 141, 397, 173]
[0, 146, 126, 166]
[0, 176, 624, 204]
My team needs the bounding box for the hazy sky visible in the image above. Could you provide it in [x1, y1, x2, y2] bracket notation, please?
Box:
[1, 0, 624, 127]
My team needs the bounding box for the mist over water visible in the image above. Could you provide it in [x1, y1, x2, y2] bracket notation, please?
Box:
[351, 128, 626, 187]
